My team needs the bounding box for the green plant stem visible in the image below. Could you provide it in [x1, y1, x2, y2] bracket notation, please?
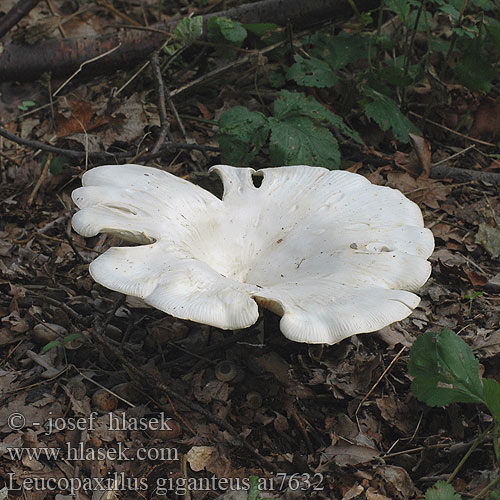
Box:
[446, 426, 492, 485]
[444, 0, 468, 64]
[494, 421, 499, 464]
[375, 0, 385, 69]
[470, 472, 500, 500]
[401, 0, 425, 107]
[347, 0, 362, 21]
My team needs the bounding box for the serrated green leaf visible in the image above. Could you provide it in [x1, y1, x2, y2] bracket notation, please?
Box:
[174, 16, 203, 46]
[483, 378, 500, 421]
[268, 116, 340, 168]
[217, 106, 269, 165]
[286, 55, 338, 88]
[408, 328, 485, 407]
[362, 89, 420, 143]
[274, 90, 363, 144]
[424, 481, 462, 500]
[456, 54, 496, 93]
[311, 31, 369, 70]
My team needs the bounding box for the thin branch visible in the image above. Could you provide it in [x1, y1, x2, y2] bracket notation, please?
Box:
[0, 0, 43, 39]
[150, 51, 173, 154]
[0, 125, 219, 162]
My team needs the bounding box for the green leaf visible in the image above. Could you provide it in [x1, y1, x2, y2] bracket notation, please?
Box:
[217, 106, 269, 165]
[483, 378, 500, 421]
[61, 333, 83, 345]
[286, 55, 338, 88]
[49, 155, 70, 175]
[486, 23, 500, 49]
[41, 340, 62, 353]
[248, 476, 261, 500]
[408, 328, 485, 407]
[244, 22, 280, 38]
[208, 17, 247, 44]
[174, 16, 203, 46]
[424, 481, 462, 500]
[312, 31, 369, 70]
[268, 116, 340, 168]
[456, 54, 496, 93]
[274, 90, 363, 145]
[362, 89, 420, 143]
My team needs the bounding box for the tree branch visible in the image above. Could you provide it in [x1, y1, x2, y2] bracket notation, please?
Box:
[0, 0, 379, 82]
[0, 0, 42, 40]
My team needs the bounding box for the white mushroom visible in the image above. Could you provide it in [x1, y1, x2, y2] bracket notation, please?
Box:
[71, 164, 434, 345]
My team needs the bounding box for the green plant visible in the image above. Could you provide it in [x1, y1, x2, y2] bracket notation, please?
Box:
[464, 291, 484, 317]
[409, 328, 500, 499]
[42, 333, 83, 353]
[215, 0, 500, 167]
[248, 476, 275, 500]
[18, 100, 36, 112]
[217, 90, 362, 167]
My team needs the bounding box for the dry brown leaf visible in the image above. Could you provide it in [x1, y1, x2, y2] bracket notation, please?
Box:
[409, 134, 431, 178]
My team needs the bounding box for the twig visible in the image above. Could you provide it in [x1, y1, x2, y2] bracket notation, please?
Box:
[150, 51, 173, 154]
[0, 0, 43, 39]
[53, 43, 123, 97]
[0, 125, 219, 161]
[27, 153, 52, 206]
[409, 111, 497, 147]
[430, 164, 500, 186]
[431, 145, 476, 167]
[355, 345, 406, 424]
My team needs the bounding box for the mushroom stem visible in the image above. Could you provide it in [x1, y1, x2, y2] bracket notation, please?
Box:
[263, 309, 281, 342]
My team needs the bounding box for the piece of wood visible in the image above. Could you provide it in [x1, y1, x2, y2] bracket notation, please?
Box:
[0, 0, 379, 83]
[0, 0, 43, 40]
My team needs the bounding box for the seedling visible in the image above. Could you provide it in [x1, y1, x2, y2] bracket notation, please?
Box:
[464, 291, 483, 317]
[18, 100, 36, 112]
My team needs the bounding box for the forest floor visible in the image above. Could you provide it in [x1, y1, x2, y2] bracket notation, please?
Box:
[0, 0, 499, 499]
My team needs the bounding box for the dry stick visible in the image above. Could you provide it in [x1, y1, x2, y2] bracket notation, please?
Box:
[27, 154, 52, 207]
[430, 164, 500, 186]
[409, 111, 497, 148]
[0, 0, 43, 39]
[150, 51, 173, 154]
[355, 345, 407, 426]
[0, 125, 219, 161]
[90, 320, 278, 472]
[53, 43, 123, 97]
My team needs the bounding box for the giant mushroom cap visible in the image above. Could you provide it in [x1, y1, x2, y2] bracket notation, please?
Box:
[72, 164, 434, 344]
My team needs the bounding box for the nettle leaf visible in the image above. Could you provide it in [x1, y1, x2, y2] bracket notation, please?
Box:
[311, 31, 369, 71]
[362, 89, 420, 143]
[483, 378, 500, 421]
[424, 481, 461, 500]
[208, 16, 247, 44]
[286, 55, 338, 88]
[456, 53, 496, 93]
[408, 328, 485, 407]
[268, 116, 340, 168]
[274, 90, 363, 145]
[174, 16, 203, 46]
[217, 106, 269, 165]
